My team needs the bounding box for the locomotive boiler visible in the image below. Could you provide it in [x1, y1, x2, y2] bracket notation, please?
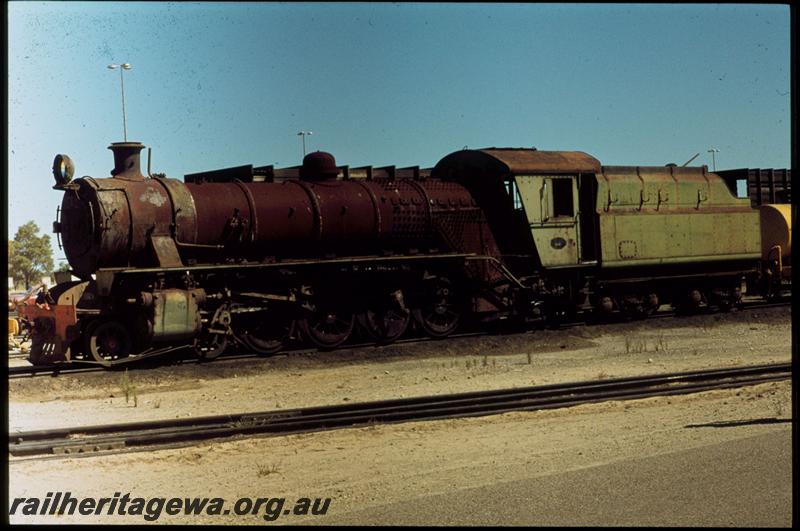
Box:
[20, 141, 791, 366]
[26, 142, 511, 364]
[57, 143, 500, 277]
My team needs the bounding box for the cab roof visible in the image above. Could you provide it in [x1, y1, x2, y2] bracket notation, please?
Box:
[433, 148, 602, 178]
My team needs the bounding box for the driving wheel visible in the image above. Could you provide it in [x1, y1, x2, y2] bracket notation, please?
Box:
[413, 277, 462, 338]
[299, 306, 355, 349]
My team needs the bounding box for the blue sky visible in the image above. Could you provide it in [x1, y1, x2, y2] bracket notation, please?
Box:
[7, 2, 791, 266]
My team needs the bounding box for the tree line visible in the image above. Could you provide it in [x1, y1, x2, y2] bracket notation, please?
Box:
[8, 221, 66, 290]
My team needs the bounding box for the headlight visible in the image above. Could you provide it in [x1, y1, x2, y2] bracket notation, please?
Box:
[52, 154, 75, 188]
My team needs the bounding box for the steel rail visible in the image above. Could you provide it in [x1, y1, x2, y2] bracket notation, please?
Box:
[8, 362, 790, 458]
[6, 298, 791, 378]
[6, 332, 486, 379]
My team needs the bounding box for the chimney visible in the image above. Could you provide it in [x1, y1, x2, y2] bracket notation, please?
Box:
[108, 142, 146, 181]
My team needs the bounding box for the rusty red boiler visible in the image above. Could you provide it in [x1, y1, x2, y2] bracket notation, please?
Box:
[57, 143, 484, 278]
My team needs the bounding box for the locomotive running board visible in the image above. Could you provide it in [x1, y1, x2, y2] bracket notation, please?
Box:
[99, 253, 475, 276]
[92, 254, 475, 296]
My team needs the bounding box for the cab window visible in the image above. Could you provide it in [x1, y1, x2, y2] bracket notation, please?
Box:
[504, 180, 524, 211]
[551, 178, 574, 217]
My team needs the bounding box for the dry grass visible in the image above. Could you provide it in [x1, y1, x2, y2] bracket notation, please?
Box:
[256, 462, 283, 477]
[119, 369, 138, 407]
[625, 334, 669, 354]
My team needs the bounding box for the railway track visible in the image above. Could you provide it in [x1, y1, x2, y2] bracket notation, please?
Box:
[6, 331, 486, 379]
[8, 362, 791, 460]
[6, 297, 791, 378]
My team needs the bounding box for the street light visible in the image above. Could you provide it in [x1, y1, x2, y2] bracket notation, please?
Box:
[108, 63, 132, 141]
[297, 131, 313, 157]
[707, 148, 720, 171]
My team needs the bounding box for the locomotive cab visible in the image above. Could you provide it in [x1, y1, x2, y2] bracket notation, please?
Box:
[432, 148, 602, 275]
[515, 174, 596, 268]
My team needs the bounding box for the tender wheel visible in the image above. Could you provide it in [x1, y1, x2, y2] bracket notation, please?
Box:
[673, 288, 706, 315]
[710, 286, 741, 312]
[239, 310, 295, 356]
[358, 291, 411, 344]
[413, 277, 462, 338]
[621, 292, 658, 319]
[620, 297, 645, 319]
[644, 292, 660, 315]
[87, 320, 132, 364]
[299, 306, 356, 349]
[587, 294, 615, 324]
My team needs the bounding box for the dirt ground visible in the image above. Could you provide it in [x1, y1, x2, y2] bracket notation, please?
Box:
[7, 305, 793, 524]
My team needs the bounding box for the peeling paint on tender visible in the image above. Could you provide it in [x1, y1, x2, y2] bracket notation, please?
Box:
[140, 187, 167, 207]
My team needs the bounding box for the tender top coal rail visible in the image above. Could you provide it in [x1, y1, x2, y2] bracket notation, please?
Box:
[716, 168, 792, 206]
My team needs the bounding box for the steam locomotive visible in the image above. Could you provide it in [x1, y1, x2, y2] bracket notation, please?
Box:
[20, 141, 791, 366]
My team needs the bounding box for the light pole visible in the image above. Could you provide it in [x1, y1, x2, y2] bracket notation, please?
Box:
[297, 131, 313, 157]
[108, 63, 132, 141]
[707, 148, 720, 171]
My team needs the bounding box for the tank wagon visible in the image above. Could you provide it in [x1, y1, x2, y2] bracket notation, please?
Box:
[20, 142, 791, 366]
